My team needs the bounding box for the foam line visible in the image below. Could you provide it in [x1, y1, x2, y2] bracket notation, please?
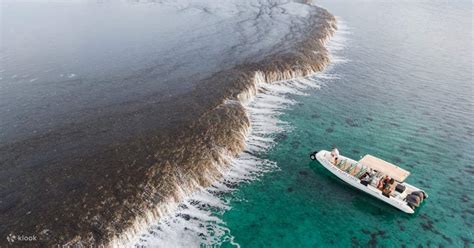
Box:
[104, 8, 348, 248]
[127, 19, 348, 248]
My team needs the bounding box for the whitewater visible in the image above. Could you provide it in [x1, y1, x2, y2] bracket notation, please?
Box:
[125, 21, 349, 248]
[1, 0, 339, 246]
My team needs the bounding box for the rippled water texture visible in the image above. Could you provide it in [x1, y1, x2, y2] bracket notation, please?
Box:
[219, 1, 473, 247]
[0, 0, 336, 245]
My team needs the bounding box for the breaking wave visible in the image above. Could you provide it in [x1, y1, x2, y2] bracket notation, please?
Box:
[42, 3, 344, 246]
[123, 20, 349, 248]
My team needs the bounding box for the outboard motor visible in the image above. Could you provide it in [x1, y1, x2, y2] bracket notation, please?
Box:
[406, 194, 421, 208]
[411, 191, 426, 200]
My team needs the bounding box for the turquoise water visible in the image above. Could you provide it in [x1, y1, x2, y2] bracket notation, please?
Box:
[220, 1, 473, 247]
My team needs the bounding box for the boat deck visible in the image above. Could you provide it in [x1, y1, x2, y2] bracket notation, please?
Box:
[315, 150, 426, 214]
[322, 151, 416, 199]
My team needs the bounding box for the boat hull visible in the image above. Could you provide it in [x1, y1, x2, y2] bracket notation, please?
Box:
[316, 150, 415, 214]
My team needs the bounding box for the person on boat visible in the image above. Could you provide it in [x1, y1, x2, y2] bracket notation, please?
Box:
[359, 169, 372, 180]
[360, 169, 376, 185]
[377, 175, 389, 190]
[383, 178, 391, 190]
[359, 173, 371, 183]
[383, 178, 395, 194]
[331, 146, 340, 165]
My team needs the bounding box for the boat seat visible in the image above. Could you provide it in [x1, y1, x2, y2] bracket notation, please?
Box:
[341, 160, 351, 170]
[336, 159, 347, 169]
[355, 167, 367, 178]
[351, 163, 365, 176]
[346, 162, 357, 174]
[335, 159, 342, 168]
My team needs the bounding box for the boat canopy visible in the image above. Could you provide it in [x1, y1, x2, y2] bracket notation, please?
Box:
[359, 155, 410, 182]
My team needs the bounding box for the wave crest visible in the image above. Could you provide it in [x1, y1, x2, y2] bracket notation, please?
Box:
[106, 6, 338, 248]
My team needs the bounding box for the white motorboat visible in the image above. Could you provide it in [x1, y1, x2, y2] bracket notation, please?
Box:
[310, 150, 427, 214]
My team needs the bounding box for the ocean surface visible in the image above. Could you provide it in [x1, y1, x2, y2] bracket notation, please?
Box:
[1, 0, 336, 245]
[219, 1, 474, 247]
[136, 0, 473, 247]
[1, 0, 472, 246]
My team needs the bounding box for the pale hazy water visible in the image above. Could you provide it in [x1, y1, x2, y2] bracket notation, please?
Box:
[216, 1, 473, 247]
[0, 0, 335, 245]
